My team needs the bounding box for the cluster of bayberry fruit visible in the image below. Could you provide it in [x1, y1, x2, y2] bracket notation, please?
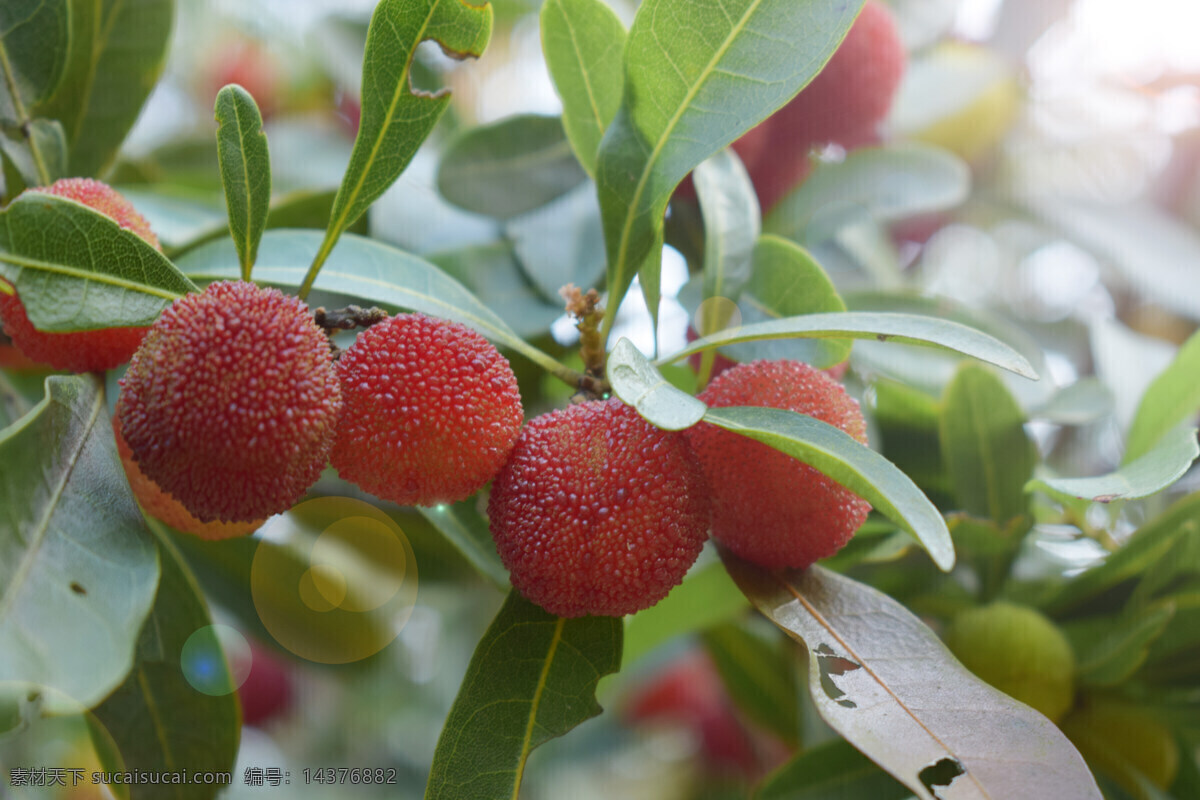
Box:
[4, 176, 872, 619]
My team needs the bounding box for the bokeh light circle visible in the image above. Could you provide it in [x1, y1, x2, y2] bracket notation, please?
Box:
[181, 624, 251, 696]
[693, 296, 742, 337]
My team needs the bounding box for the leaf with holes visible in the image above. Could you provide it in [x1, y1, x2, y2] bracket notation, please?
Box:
[215, 85, 271, 281]
[594, 0, 864, 340]
[0, 193, 196, 331]
[424, 591, 622, 800]
[0, 375, 159, 712]
[724, 557, 1104, 800]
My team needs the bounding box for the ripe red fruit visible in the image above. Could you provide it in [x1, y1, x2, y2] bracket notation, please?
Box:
[118, 281, 341, 523]
[236, 643, 295, 727]
[0, 179, 160, 372]
[331, 313, 523, 506]
[685, 360, 870, 568]
[488, 399, 711, 618]
[113, 416, 263, 540]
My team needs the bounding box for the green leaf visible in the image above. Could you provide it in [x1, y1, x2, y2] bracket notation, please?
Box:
[0, 193, 195, 331]
[702, 621, 799, 746]
[177, 230, 565, 377]
[765, 144, 970, 245]
[34, 0, 174, 178]
[1041, 493, 1200, 616]
[622, 558, 748, 667]
[214, 85, 271, 282]
[703, 405, 955, 572]
[1027, 426, 1198, 504]
[0, 0, 69, 120]
[723, 235, 850, 369]
[1126, 330, 1200, 463]
[424, 590, 622, 800]
[664, 311, 1038, 380]
[416, 500, 510, 589]
[1030, 378, 1113, 426]
[503, 181, 606, 301]
[608, 337, 707, 431]
[89, 529, 240, 800]
[939, 364, 1036, 525]
[695, 148, 760, 317]
[724, 558, 1104, 800]
[437, 114, 587, 219]
[867, 377, 954, 507]
[304, 0, 493, 296]
[595, 0, 865, 340]
[756, 738, 912, 800]
[0, 375, 160, 711]
[1073, 602, 1175, 687]
[540, 0, 626, 177]
[0, 118, 67, 187]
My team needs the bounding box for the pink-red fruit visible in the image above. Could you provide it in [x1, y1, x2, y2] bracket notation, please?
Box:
[0, 179, 160, 372]
[119, 281, 341, 523]
[488, 399, 710, 617]
[685, 360, 870, 568]
[331, 313, 523, 506]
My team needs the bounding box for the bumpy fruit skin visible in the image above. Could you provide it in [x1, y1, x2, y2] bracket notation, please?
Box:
[118, 281, 341, 523]
[331, 313, 523, 506]
[685, 360, 870, 568]
[488, 399, 710, 618]
[0, 179, 160, 372]
[1060, 697, 1179, 792]
[943, 602, 1076, 723]
[113, 416, 262, 540]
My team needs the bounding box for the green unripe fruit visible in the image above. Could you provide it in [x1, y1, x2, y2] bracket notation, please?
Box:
[943, 602, 1075, 722]
[1060, 697, 1180, 793]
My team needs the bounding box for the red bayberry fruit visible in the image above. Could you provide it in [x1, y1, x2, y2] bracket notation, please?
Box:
[331, 313, 523, 506]
[118, 281, 341, 523]
[0, 179, 161, 372]
[113, 416, 263, 540]
[685, 360, 870, 568]
[236, 643, 295, 727]
[488, 399, 711, 618]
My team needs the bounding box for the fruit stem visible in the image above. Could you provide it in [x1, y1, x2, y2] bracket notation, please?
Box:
[314, 305, 389, 332]
[560, 285, 611, 399]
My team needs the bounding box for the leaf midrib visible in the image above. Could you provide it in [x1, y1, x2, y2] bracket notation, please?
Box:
[512, 617, 564, 799]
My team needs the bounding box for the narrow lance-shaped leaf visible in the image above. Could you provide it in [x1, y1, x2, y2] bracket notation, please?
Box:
[704, 405, 955, 571]
[89, 527, 240, 800]
[33, 0, 174, 178]
[1027, 426, 1199, 505]
[0, 375, 160, 712]
[662, 311, 1039, 380]
[939, 363, 1036, 525]
[215, 85, 271, 281]
[0, 193, 196, 331]
[595, 0, 864, 340]
[0, 0, 69, 186]
[608, 337, 706, 431]
[425, 591, 622, 800]
[1125, 329, 1200, 463]
[302, 0, 494, 297]
[724, 557, 1104, 800]
[540, 0, 626, 176]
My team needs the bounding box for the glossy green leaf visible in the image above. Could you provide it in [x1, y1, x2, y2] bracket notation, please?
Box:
[504, 181, 606, 301]
[1074, 603, 1175, 687]
[702, 621, 799, 746]
[0, 375, 159, 711]
[1041, 493, 1200, 616]
[695, 148, 760, 317]
[0, 193, 195, 331]
[177, 230, 566, 377]
[756, 738, 912, 800]
[868, 377, 954, 507]
[595, 0, 865, 339]
[608, 337, 707, 431]
[622, 558, 748, 667]
[725, 558, 1103, 800]
[724, 235, 850, 369]
[425, 590, 622, 800]
[939, 364, 1036, 525]
[34, 0, 173, 178]
[416, 500, 509, 589]
[214, 85, 271, 282]
[1126, 330, 1200, 463]
[664, 311, 1038, 380]
[765, 144, 970, 245]
[89, 529, 239, 800]
[437, 114, 587, 219]
[704, 405, 955, 571]
[0, 0, 69, 120]
[0, 118, 66, 188]
[305, 0, 493, 295]
[540, 0, 626, 177]
[1027, 426, 1198, 504]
